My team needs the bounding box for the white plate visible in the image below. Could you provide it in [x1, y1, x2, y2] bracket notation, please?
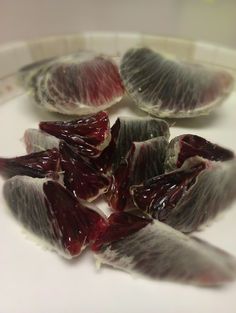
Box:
[0, 33, 236, 313]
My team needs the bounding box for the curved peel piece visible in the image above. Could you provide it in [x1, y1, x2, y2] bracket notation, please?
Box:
[165, 134, 234, 171]
[120, 48, 234, 118]
[3, 176, 106, 258]
[22, 52, 124, 115]
[39, 111, 111, 158]
[94, 212, 236, 286]
[108, 137, 168, 211]
[131, 156, 236, 232]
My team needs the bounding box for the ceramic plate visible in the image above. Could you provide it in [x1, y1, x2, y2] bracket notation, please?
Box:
[0, 33, 236, 313]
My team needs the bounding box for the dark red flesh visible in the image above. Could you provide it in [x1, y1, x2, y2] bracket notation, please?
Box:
[40, 179, 149, 256]
[108, 137, 167, 211]
[108, 161, 131, 211]
[43, 177, 151, 255]
[131, 161, 207, 220]
[43, 181, 107, 256]
[49, 56, 124, 107]
[108, 143, 136, 211]
[60, 142, 110, 201]
[0, 149, 60, 179]
[93, 117, 121, 173]
[176, 134, 234, 168]
[39, 111, 110, 158]
[92, 212, 151, 251]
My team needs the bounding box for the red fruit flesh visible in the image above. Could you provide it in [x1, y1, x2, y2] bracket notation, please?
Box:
[177, 134, 234, 168]
[43, 181, 107, 256]
[108, 160, 131, 211]
[0, 149, 61, 179]
[39, 111, 110, 158]
[93, 117, 121, 173]
[131, 161, 207, 220]
[48, 56, 124, 107]
[108, 137, 168, 211]
[60, 142, 110, 201]
[92, 212, 151, 251]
